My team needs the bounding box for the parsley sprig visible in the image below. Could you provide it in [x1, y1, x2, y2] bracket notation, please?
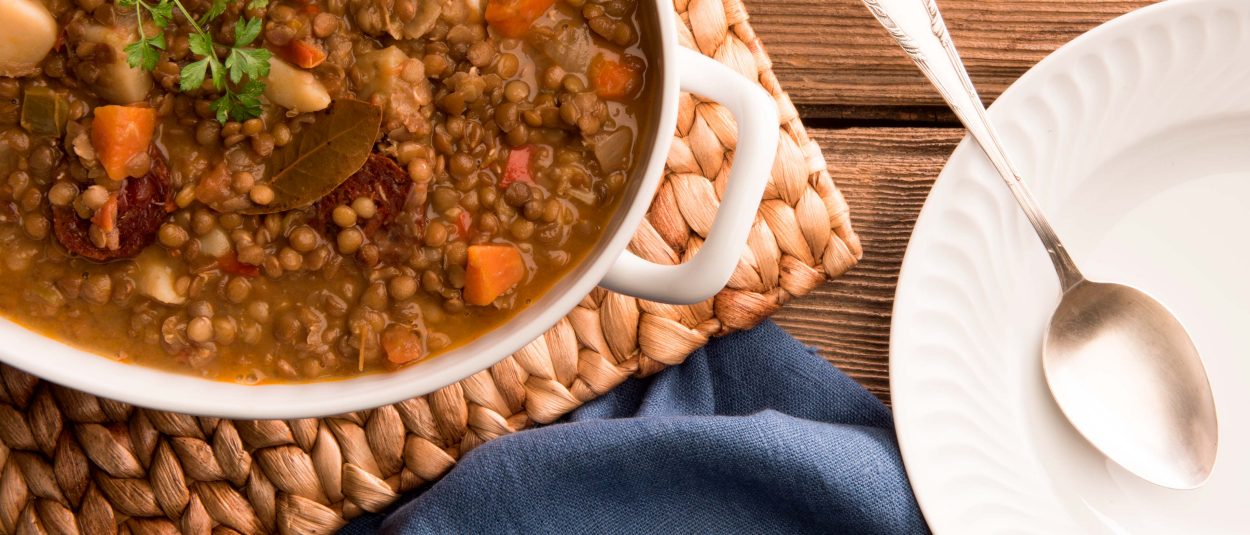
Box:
[120, 0, 171, 71]
[121, 0, 272, 124]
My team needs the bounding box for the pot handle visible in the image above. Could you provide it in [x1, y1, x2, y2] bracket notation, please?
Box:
[600, 47, 779, 304]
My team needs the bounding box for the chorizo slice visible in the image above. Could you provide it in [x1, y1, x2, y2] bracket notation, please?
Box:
[53, 148, 171, 262]
[315, 152, 414, 237]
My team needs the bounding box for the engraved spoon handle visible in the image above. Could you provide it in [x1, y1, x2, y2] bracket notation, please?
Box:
[862, 0, 1083, 290]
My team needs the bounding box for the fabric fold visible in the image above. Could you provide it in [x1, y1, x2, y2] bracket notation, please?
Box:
[342, 321, 927, 534]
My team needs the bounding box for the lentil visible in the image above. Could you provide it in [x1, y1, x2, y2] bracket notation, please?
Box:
[312, 12, 339, 38]
[423, 221, 448, 247]
[187, 317, 213, 343]
[191, 209, 215, 236]
[289, 225, 318, 252]
[351, 197, 377, 219]
[81, 185, 108, 209]
[271, 123, 293, 147]
[213, 317, 237, 345]
[503, 182, 531, 207]
[22, 214, 49, 240]
[332, 205, 357, 227]
[242, 118, 264, 136]
[388, 275, 418, 300]
[158, 223, 189, 248]
[337, 228, 363, 254]
[249, 184, 275, 206]
[238, 244, 265, 265]
[82, 274, 112, 304]
[225, 277, 251, 303]
[48, 182, 77, 207]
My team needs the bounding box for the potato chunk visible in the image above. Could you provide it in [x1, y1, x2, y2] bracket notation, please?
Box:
[79, 24, 155, 104]
[263, 57, 331, 113]
[0, 0, 58, 77]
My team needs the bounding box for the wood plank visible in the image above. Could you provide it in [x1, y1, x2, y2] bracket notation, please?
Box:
[743, 0, 1153, 118]
[772, 127, 966, 402]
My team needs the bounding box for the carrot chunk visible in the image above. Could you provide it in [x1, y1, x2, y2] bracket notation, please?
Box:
[276, 39, 327, 69]
[499, 145, 533, 188]
[91, 105, 157, 181]
[590, 54, 644, 101]
[464, 244, 526, 306]
[217, 251, 260, 277]
[382, 324, 425, 365]
[91, 193, 118, 233]
[485, 0, 556, 38]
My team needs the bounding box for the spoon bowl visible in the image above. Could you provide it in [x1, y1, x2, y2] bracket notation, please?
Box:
[1044, 281, 1218, 489]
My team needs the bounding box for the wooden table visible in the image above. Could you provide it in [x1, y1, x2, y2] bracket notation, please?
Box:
[749, 0, 1154, 402]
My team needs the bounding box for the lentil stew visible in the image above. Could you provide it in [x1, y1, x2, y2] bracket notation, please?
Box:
[0, 0, 655, 382]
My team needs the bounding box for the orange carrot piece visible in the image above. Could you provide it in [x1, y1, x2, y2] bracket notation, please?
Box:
[91, 193, 118, 233]
[484, 0, 556, 38]
[276, 39, 327, 69]
[91, 105, 157, 181]
[217, 251, 260, 277]
[193, 162, 232, 204]
[590, 54, 644, 101]
[464, 244, 526, 306]
[382, 324, 425, 364]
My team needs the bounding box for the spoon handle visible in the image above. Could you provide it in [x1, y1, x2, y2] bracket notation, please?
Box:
[862, 0, 1084, 290]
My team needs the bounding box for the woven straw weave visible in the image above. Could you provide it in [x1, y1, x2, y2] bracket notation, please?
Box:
[0, 0, 861, 532]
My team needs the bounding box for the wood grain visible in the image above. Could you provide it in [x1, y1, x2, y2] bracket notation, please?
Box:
[744, 1, 1155, 400]
[772, 127, 966, 402]
[743, 0, 1153, 119]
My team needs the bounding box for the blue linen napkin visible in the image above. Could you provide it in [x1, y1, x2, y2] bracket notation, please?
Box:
[341, 320, 927, 534]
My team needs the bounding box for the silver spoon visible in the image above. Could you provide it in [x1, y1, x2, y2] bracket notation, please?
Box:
[863, 0, 1218, 489]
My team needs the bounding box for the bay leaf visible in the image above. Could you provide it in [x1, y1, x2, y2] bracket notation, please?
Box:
[242, 99, 383, 214]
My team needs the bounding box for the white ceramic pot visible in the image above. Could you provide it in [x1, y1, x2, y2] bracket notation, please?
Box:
[1, 1, 779, 418]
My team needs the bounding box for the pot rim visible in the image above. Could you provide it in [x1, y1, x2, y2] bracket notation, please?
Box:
[0, 0, 683, 419]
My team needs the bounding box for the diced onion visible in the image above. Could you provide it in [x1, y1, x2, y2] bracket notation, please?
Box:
[405, 0, 443, 38]
[536, 24, 594, 73]
[593, 128, 633, 173]
[198, 228, 230, 258]
[134, 248, 187, 305]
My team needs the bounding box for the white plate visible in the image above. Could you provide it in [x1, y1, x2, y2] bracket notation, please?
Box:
[891, 1, 1250, 533]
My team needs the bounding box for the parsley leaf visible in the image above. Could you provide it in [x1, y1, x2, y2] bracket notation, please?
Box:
[225, 46, 270, 84]
[199, 0, 228, 25]
[188, 32, 215, 58]
[233, 17, 263, 48]
[210, 61, 225, 89]
[180, 58, 210, 92]
[128, 0, 273, 123]
[186, 32, 226, 89]
[232, 80, 266, 118]
[209, 94, 232, 124]
[124, 34, 166, 71]
[149, 1, 173, 28]
[210, 80, 266, 123]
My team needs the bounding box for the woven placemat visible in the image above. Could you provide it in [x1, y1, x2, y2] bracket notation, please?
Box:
[0, 0, 861, 532]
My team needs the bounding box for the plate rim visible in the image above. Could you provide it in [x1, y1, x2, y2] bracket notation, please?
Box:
[888, 0, 1249, 531]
